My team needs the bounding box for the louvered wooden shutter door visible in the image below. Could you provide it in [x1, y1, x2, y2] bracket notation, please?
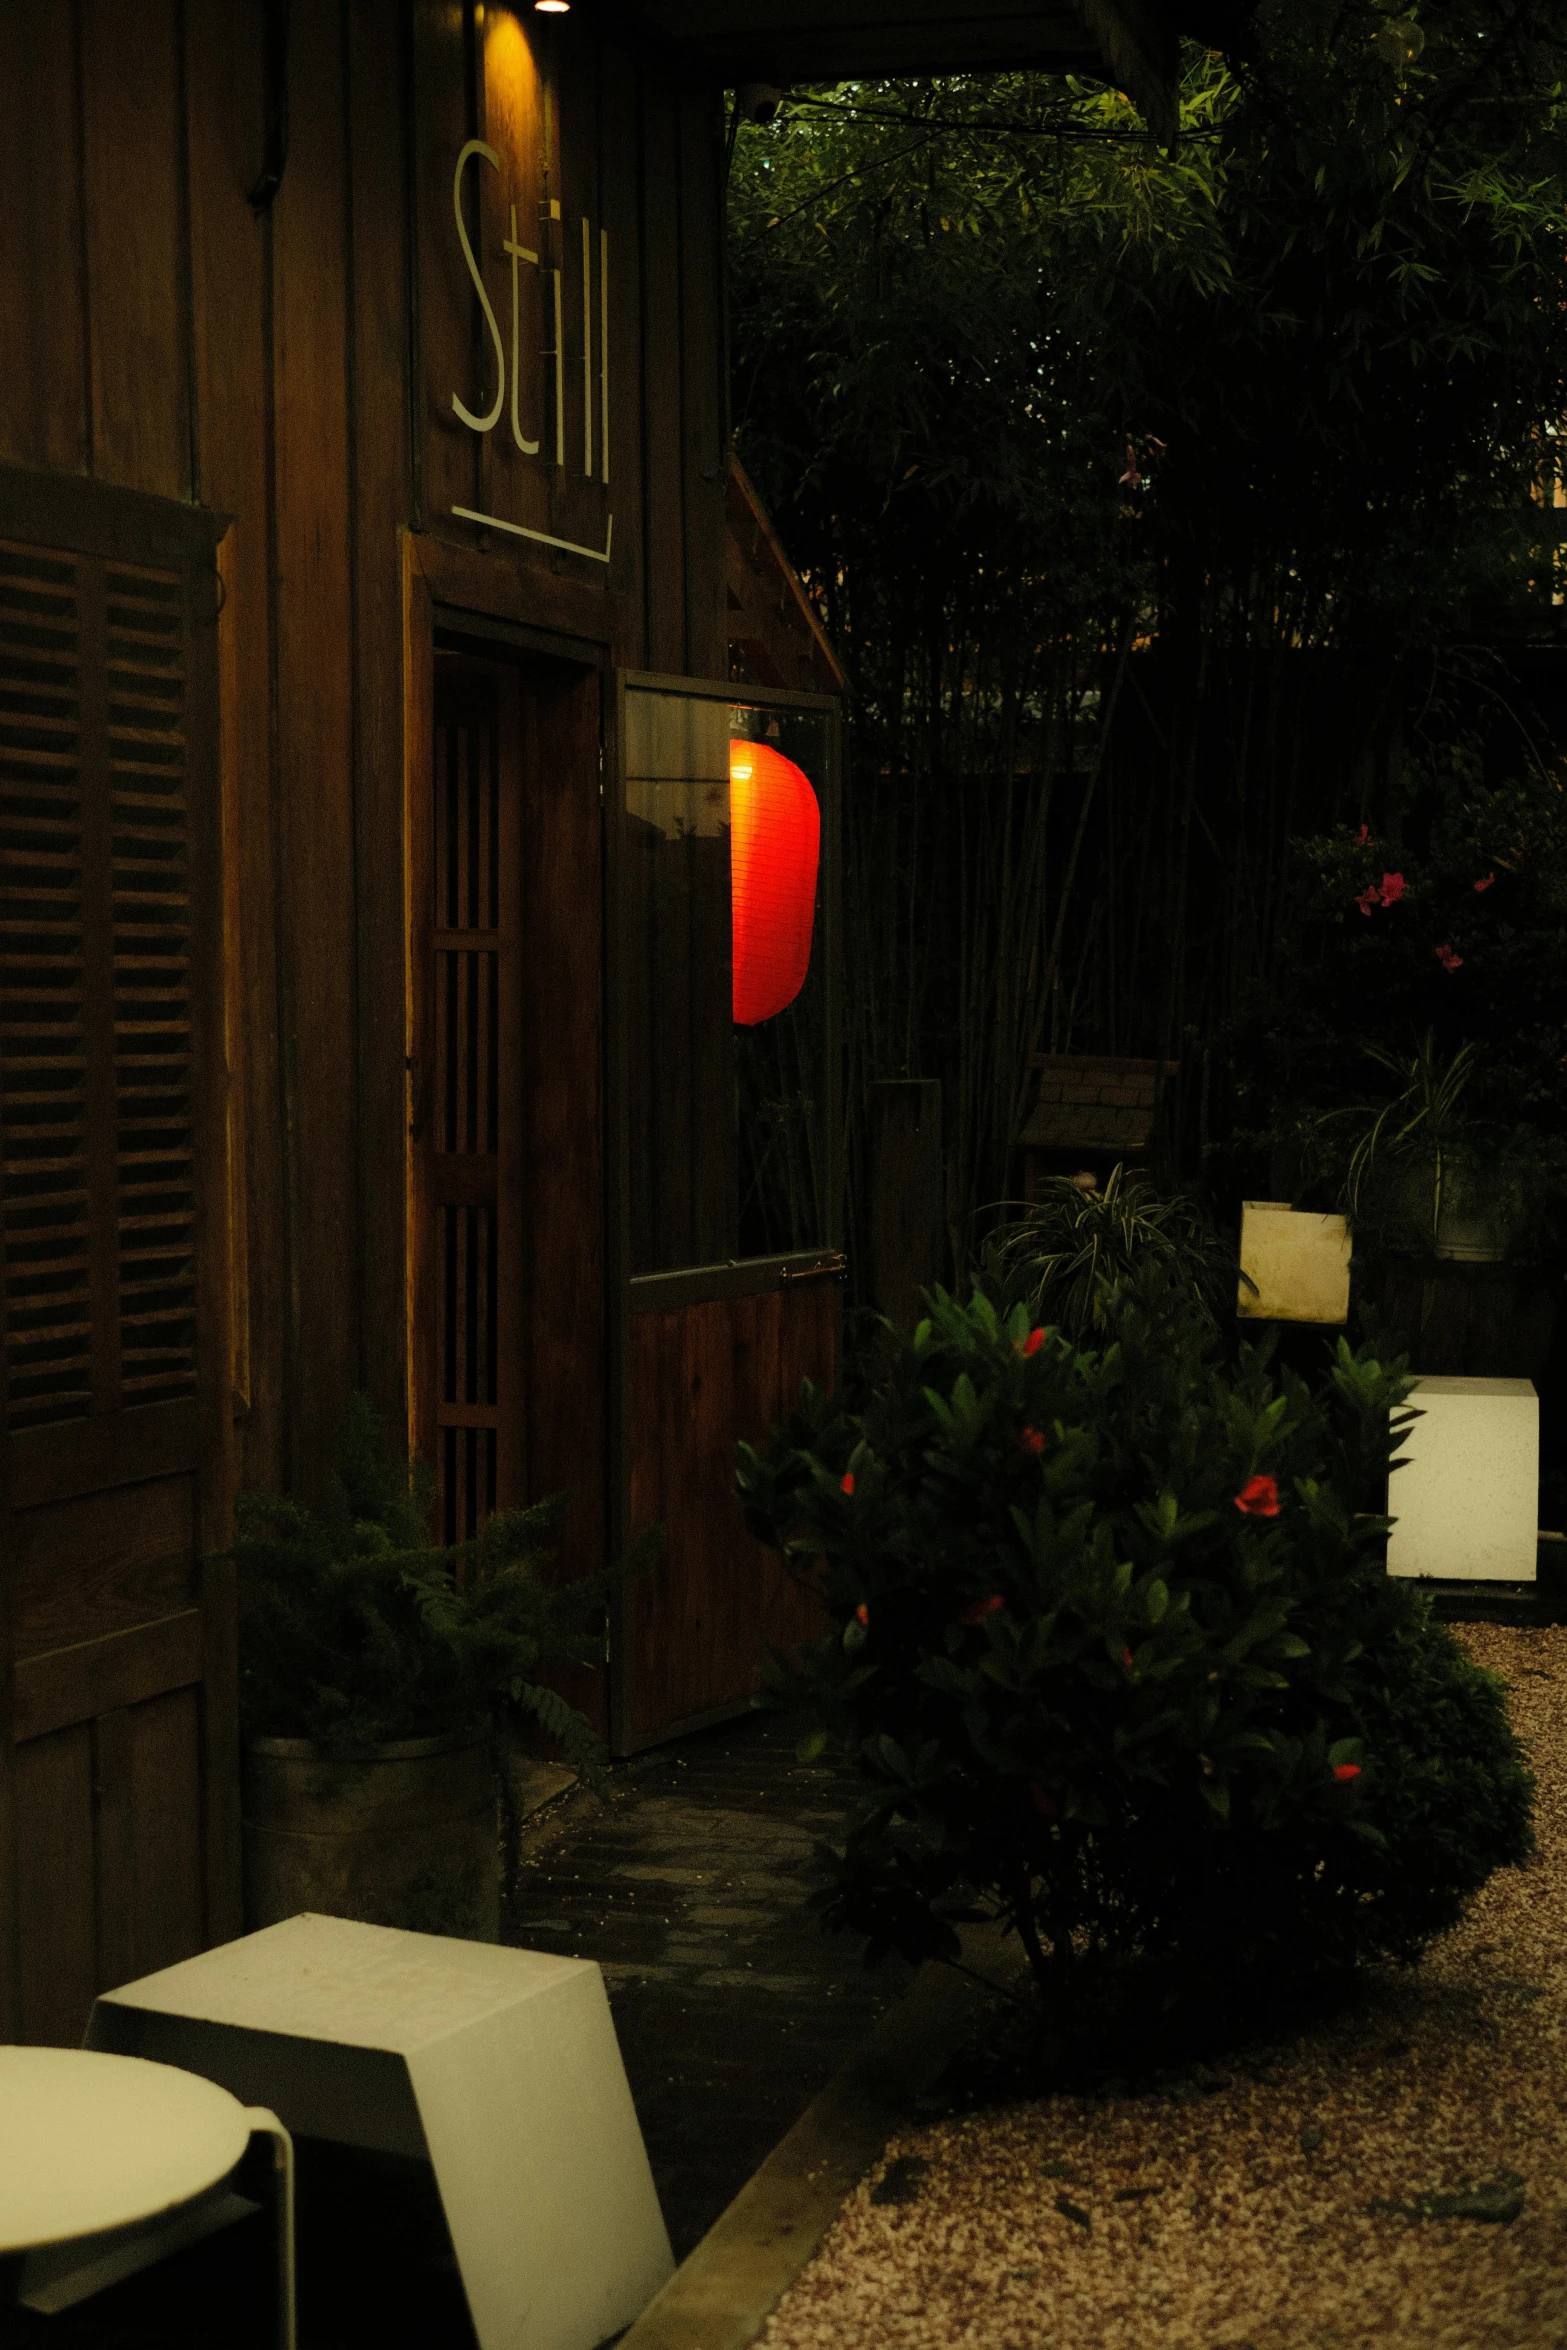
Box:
[414, 656, 525, 1549]
[0, 470, 234, 2045]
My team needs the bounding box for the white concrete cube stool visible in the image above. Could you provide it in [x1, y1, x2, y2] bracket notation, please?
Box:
[1238, 1202, 1352, 1324]
[86, 1912, 674, 2350]
[1387, 1375, 1539, 1583]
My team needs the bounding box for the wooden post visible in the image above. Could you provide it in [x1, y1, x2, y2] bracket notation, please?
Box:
[869, 1081, 944, 1337]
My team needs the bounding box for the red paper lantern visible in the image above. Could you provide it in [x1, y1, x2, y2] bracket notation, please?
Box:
[729, 738, 820, 1026]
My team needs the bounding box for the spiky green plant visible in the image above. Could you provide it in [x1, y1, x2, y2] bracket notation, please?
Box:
[982, 1165, 1235, 1341]
[1338, 1033, 1478, 1245]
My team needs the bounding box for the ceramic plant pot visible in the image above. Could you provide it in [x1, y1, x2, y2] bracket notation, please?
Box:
[242, 1730, 499, 1941]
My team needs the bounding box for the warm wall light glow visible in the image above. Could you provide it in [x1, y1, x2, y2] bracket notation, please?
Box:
[729, 739, 819, 1026]
[534, 2, 570, 12]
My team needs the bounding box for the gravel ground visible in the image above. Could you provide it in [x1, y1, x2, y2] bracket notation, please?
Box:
[760, 1621, 1567, 2350]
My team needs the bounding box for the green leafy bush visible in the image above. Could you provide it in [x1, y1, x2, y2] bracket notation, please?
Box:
[236, 1395, 619, 1772]
[738, 1277, 1532, 2006]
[1236, 755, 1567, 1196]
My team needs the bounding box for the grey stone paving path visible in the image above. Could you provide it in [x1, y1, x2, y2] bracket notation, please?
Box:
[509, 1705, 914, 2262]
[0, 1706, 905, 2347]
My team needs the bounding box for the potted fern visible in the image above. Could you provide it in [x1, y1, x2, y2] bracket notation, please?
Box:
[236, 1396, 623, 1940]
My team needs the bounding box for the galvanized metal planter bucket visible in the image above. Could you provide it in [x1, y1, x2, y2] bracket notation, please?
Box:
[242, 1732, 500, 1942]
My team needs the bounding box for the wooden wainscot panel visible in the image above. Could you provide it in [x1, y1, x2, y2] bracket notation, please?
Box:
[622, 1281, 832, 1746]
[7, 1399, 201, 1513]
[13, 1613, 204, 1747]
[13, 1723, 97, 2045]
[10, 1478, 197, 1660]
[125, 1687, 205, 1980]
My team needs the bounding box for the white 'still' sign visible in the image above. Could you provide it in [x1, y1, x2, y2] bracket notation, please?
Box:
[448, 139, 613, 565]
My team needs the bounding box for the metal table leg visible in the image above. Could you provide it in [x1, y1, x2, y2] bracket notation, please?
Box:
[244, 2109, 296, 2350]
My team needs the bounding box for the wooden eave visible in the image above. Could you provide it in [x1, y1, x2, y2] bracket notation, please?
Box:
[726, 456, 847, 697]
[620, 0, 1253, 144]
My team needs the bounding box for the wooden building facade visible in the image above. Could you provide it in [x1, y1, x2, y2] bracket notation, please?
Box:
[0, 0, 841, 2046]
[0, 0, 1249, 2044]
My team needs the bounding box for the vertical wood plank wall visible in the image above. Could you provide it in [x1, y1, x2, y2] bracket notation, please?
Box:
[0, 0, 740, 2021]
[0, 0, 728, 1505]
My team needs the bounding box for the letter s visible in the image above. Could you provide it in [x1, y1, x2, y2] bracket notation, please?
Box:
[452, 140, 505, 433]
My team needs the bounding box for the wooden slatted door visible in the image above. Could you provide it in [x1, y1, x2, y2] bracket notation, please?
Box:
[410, 644, 604, 1659]
[0, 472, 234, 2045]
[417, 658, 523, 1542]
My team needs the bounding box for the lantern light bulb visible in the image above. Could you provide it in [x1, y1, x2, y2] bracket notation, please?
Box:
[534, 2, 571, 13]
[731, 755, 754, 782]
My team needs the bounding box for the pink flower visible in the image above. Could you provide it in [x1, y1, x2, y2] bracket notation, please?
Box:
[1355, 884, 1380, 917]
[1234, 1473, 1280, 1518]
[1435, 943, 1463, 973]
[1378, 872, 1405, 907]
[1020, 1425, 1046, 1456]
[1332, 1762, 1361, 1785]
[840, 1471, 855, 1495]
[1474, 873, 1494, 892]
[962, 1593, 1005, 1625]
[1119, 444, 1142, 488]
[1018, 1328, 1045, 1358]
[1356, 823, 1371, 843]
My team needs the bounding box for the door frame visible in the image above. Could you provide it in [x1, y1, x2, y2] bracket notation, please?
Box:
[607, 667, 843, 1752]
[400, 533, 622, 1729]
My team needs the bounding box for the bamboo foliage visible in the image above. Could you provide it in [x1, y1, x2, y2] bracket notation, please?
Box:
[730, 26, 1567, 1282]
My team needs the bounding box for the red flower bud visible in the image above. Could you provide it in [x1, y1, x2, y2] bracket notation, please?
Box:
[1474, 873, 1494, 893]
[840, 1471, 855, 1495]
[961, 1593, 1005, 1625]
[1020, 1425, 1046, 1456]
[1119, 1645, 1134, 1673]
[1332, 1762, 1361, 1784]
[1234, 1473, 1280, 1518]
[854, 1603, 869, 1627]
[1018, 1328, 1045, 1358]
[1435, 943, 1463, 973]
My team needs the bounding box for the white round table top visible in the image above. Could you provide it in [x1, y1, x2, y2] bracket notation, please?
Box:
[0, 2046, 253, 2253]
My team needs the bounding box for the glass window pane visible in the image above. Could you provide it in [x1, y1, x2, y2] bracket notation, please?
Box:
[623, 689, 831, 1276]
